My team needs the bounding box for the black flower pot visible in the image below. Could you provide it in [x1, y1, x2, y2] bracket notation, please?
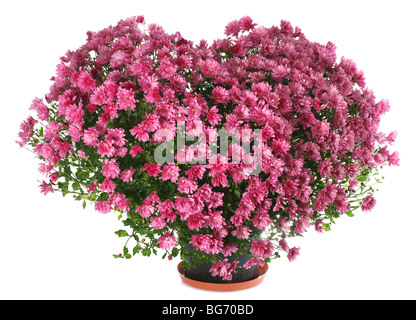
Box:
[183, 245, 259, 283]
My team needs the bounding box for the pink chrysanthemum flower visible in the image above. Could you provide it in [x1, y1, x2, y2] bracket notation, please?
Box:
[83, 127, 100, 146]
[97, 141, 115, 158]
[129, 145, 143, 157]
[201, 59, 220, 77]
[224, 20, 241, 37]
[94, 201, 112, 214]
[38, 163, 53, 176]
[279, 239, 289, 252]
[105, 128, 126, 148]
[116, 88, 137, 111]
[206, 106, 222, 126]
[243, 257, 265, 269]
[109, 193, 130, 212]
[231, 225, 251, 239]
[100, 178, 116, 193]
[314, 219, 325, 233]
[190, 234, 211, 252]
[250, 240, 274, 259]
[101, 158, 120, 179]
[209, 259, 239, 281]
[16, 116, 36, 147]
[287, 247, 300, 262]
[161, 164, 180, 183]
[158, 200, 176, 222]
[150, 216, 167, 230]
[142, 163, 162, 177]
[142, 114, 160, 132]
[102, 102, 118, 119]
[130, 124, 149, 142]
[221, 243, 238, 257]
[77, 150, 88, 160]
[177, 177, 198, 194]
[252, 211, 272, 230]
[30, 98, 49, 121]
[77, 70, 96, 93]
[187, 213, 205, 230]
[120, 167, 136, 182]
[157, 59, 177, 79]
[135, 202, 155, 218]
[145, 192, 161, 204]
[388, 151, 400, 166]
[44, 121, 63, 142]
[156, 232, 177, 250]
[361, 195, 377, 212]
[39, 180, 54, 195]
[239, 16, 257, 32]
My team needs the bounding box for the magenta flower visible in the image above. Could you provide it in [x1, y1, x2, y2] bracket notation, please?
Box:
[95, 201, 112, 214]
[250, 240, 274, 259]
[150, 216, 167, 230]
[83, 127, 100, 146]
[116, 88, 137, 111]
[130, 124, 149, 142]
[101, 158, 120, 179]
[30, 98, 49, 121]
[177, 177, 197, 194]
[361, 195, 377, 212]
[201, 59, 221, 77]
[209, 259, 239, 281]
[287, 247, 300, 262]
[156, 232, 177, 250]
[161, 164, 180, 183]
[39, 181, 54, 195]
[97, 141, 115, 158]
[120, 167, 136, 183]
[243, 257, 265, 270]
[142, 163, 162, 178]
[135, 202, 155, 218]
[99, 178, 116, 193]
[278, 239, 289, 252]
[16, 116, 36, 147]
[77, 70, 96, 93]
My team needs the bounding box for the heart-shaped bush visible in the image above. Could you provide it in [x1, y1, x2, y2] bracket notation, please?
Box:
[17, 15, 399, 281]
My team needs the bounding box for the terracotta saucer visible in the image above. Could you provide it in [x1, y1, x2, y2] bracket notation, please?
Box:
[177, 261, 269, 291]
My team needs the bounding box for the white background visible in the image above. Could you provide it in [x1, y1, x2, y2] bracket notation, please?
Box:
[0, 0, 415, 300]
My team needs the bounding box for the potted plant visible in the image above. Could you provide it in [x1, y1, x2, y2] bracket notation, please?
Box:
[17, 15, 399, 291]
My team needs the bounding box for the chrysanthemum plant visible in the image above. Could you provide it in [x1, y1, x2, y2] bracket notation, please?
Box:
[18, 16, 399, 281]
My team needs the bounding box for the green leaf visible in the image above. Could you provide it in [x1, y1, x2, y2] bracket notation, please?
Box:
[72, 182, 80, 191]
[133, 245, 140, 256]
[357, 175, 368, 182]
[76, 169, 89, 181]
[171, 247, 179, 258]
[87, 191, 97, 201]
[324, 224, 331, 231]
[115, 230, 129, 237]
[181, 261, 190, 270]
[82, 200, 87, 209]
[142, 248, 151, 257]
[346, 211, 354, 217]
[123, 246, 131, 259]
